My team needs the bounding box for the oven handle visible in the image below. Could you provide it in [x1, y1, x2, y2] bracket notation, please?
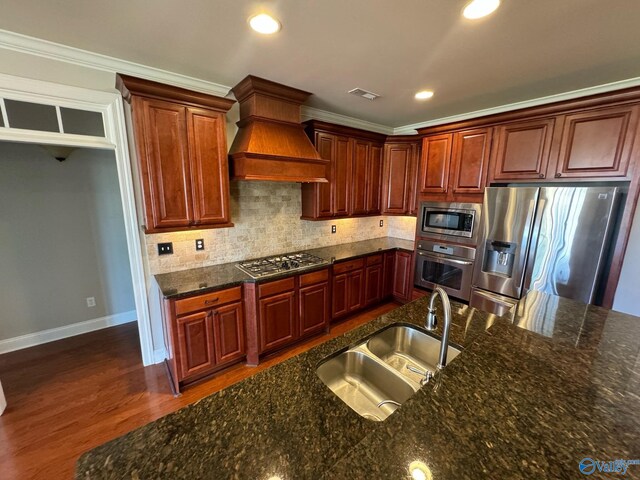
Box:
[417, 251, 474, 266]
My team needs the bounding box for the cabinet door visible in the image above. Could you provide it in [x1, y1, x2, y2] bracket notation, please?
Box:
[299, 282, 330, 337]
[364, 264, 383, 306]
[347, 269, 365, 312]
[351, 139, 369, 215]
[176, 311, 215, 380]
[366, 144, 383, 214]
[187, 107, 231, 225]
[554, 105, 638, 179]
[382, 143, 412, 214]
[331, 273, 349, 319]
[419, 134, 452, 194]
[490, 118, 555, 181]
[258, 290, 297, 353]
[136, 97, 193, 230]
[393, 251, 412, 301]
[383, 251, 396, 298]
[333, 135, 352, 216]
[212, 302, 245, 365]
[451, 128, 492, 194]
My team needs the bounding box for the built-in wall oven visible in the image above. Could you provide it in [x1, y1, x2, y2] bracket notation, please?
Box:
[414, 240, 476, 301]
[419, 202, 481, 245]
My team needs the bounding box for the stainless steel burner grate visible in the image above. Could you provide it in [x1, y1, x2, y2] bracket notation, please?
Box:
[236, 252, 329, 279]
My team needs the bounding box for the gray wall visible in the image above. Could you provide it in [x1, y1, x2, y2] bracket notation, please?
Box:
[613, 195, 640, 316]
[0, 142, 135, 340]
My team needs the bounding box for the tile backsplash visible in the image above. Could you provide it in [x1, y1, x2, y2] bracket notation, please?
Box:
[145, 181, 417, 275]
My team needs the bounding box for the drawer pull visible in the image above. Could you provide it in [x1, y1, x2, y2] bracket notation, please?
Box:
[204, 298, 219, 305]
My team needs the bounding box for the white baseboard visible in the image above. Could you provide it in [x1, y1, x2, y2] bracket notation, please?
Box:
[0, 310, 137, 354]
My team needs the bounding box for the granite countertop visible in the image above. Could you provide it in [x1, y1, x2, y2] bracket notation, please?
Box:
[76, 290, 640, 479]
[155, 237, 415, 299]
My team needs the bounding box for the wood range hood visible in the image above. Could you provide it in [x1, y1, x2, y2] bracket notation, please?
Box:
[228, 75, 328, 183]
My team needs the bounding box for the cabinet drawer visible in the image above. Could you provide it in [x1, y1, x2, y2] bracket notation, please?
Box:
[299, 268, 329, 287]
[366, 254, 383, 266]
[258, 277, 296, 298]
[175, 286, 242, 316]
[333, 258, 365, 274]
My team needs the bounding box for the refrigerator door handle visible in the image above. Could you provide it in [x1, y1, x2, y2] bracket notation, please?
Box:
[511, 197, 540, 293]
[523, 197, 546, 293]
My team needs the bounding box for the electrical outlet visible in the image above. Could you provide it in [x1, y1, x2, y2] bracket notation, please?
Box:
[331, 225, 336, 234]
[158, 242, 173, 255]
[379, 220, 384, 227]
[195, 239, 205, 251]
[86, 297, 96, 308]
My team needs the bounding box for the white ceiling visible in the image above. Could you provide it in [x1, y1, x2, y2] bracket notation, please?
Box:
[1, 0, 640, 128]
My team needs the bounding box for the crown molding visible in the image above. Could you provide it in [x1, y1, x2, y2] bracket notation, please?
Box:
[301, 106, 394, 135]
[0, 29, 232, 97]
[393, 76, 640, 135]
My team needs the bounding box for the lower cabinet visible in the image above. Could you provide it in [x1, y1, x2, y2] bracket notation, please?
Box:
[393, 250, 413, 302]
[364, 254, 383, 306]
[258, 289, 297, 353]
[244, 269, 330, 365]
[163, 286, 245, 393]
[331, 258, 365, 320]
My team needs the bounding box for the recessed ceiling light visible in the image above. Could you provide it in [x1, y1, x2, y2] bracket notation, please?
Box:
[415, 90, 434, 100]
[248, 13, 281, 34]
[463, 0, 500, 19]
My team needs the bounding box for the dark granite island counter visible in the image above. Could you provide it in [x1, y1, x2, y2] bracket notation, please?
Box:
[76, 291, 640, 479]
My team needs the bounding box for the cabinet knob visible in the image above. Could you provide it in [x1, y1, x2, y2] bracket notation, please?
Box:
[538, 173, 545, 178]
[555, 173, 562, 178]
[204, 298, 219, 305]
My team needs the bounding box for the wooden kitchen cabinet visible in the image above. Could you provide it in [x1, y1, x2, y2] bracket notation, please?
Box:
[450, 128, 493, 194]
[381, 140, 420, 215]
[364, 254, 383, 306]
[257, 278, 297, 354]
[244, 269, 330, 364]
[554, 105, 639, 179]
[176, 310, 215, 381]
[298, 270, 330, 338]
[419, 129, 491, 201]
[163, 285, 245, 392]
[383, 251, 396, 298]
[212, 302, 245, 365]
[419, 134, 452, 194]
[393, 250, 413, 302]
[116, 74, 235, 233]
[331, 258, 365, 320]
[489, 118, 556, 181]
[302, 121, 386, 220]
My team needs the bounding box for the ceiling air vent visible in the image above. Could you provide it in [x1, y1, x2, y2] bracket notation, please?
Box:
[348, 88, 380, 100]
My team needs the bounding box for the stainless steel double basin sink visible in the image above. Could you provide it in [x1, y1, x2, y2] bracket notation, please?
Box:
[316, 323, 461, 421]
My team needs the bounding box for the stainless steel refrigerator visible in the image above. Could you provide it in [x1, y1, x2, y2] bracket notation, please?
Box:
[470, 186, 624, 315]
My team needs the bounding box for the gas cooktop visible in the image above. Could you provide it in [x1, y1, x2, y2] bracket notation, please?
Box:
[236, 252, 329, 279]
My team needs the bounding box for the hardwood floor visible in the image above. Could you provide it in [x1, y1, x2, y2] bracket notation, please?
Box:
[0, 301, 399, 480]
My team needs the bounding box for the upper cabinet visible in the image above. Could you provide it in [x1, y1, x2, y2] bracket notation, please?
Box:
[450, 128, 493, 194]
[116, 74, 235, 233]
[489, 118, 555, 181]
[418, 128, 492, 202]
[381, 140, 420, 216]
[419, 134, 452, 195]
[554, 105, 639, 179]
[301, 121, 386, 220]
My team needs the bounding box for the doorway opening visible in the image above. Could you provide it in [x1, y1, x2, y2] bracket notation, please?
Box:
[0, 141, 138, 352]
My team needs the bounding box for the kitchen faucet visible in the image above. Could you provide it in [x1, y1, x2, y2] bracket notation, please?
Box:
[424, 287, 452, 369]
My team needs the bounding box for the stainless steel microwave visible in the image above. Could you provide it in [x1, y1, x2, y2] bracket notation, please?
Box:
[419, 202, 481, 244]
